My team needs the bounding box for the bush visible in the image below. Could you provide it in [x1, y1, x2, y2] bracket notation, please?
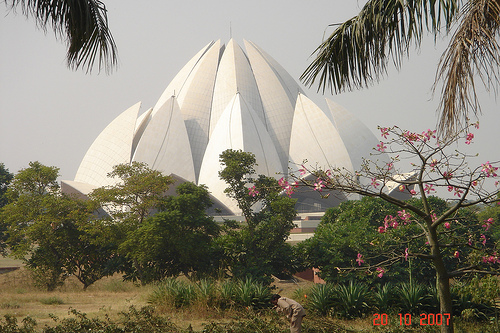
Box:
[307, 284, 335, 316]
[333, 280, 371, 319]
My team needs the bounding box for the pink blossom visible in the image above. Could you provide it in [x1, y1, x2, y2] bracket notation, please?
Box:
[482, 161, 498, 178]
[387, 162, 394, 171]
[444, 222, 451, 229]
[248, 186, 259, 197]
[468, 236, 473, 246]
[453, 188, 463, 197]
[430, 159, 439, 169]
[371, 178, 380, 188]
[447, 186, 454, 193]
[443, 171, 453, 180]
[398, 185, 405, 192]
[431, 213, 437, 223]
[474, 122, 480, 129]
[404, 248, 409, 261]
[424, 184, 436, 194]
[376, 267, 385, 278]
[471, 180, 478, 187]
[403, 131, 420, 142]
[314, 179, 325, 192]
[299, 165, 307, 176]
[454, 251, 460, 258]
[482, 218, 494, 231]
[378, 226, 386, 233]
[410, 189, 417, 195]
[377, 141, 387, 152]
[465, 132, 474, 145]
[481, 234, 487, 245]
[380, 127, 390, 139]
[385, 215, 398, 229]
[398, 210, 411, 223]
[278, 177, 288, 188]
[356, 253, 364, 266]
[421, 129, 436, 142]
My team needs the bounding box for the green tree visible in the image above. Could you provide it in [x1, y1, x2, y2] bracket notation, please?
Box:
[216, 149, 300, 285]
[287, 124, 500, 332]
[120, 182, 220, 283]
[89, 162, 174, 228]
[302, 0, 500, 135]
[1, 161, 121, 290]
[5, 0, 117, 73]
[88, 162, 174, 283]
[0, 163, 14, 254]
[0, 163, 13, 208]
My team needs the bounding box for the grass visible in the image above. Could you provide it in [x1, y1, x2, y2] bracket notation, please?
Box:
[0, 261, 497, 332]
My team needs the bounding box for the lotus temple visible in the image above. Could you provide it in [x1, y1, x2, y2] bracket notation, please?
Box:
[61, 39, 405, 218]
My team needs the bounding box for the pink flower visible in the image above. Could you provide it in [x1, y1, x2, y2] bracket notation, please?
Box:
[431, 213, 438, 223]
[424, 184, 436, 194]
[474, 122, 480, 129]
[356, 253, 364, 266]
[483, 218, 494, 231]
[398, 210, 411, 223]
[387, 162, 394, 171]
[299, 165, 307, 176]
[377, 141, 387, 152]
[371, 178, 380, 188]
[378, 226, 386, 233]
[465, 132, 474, 145]
[468, 236, 473, 246]
[481, 234, 487, 245]
[380, 127, 390, 139]
[248, 186, 259, 197]
[482, 161, 498, 178]
[404, 248, 409, 261]
[444, 222, 451, 229]
[278, 177, 288, 188]
[398, 185, 405, 192]
[454, 251, 460, 258]
[410, 189, 417, 195]
[384, 215, 398, 229]
[376, 267, 385, 278]
[430, 159, 439, 169]
[314, 179, 325, 192]
[443, 171, 453, 180]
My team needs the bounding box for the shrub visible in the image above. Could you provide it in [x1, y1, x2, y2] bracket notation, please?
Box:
[333, 280, 371, 319]
[307, 283, 335, 316]
[234, 277, 271, 309]
[39, 296, 64, 305]
[396, 281, 433, 316]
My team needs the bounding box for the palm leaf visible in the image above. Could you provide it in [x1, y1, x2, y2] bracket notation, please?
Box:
[435, 0, 500, 135]
[6, 0, 117, 73]
[301, 0, 459, 94]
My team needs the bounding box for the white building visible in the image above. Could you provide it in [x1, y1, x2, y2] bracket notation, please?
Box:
[62, 39, 394, 215]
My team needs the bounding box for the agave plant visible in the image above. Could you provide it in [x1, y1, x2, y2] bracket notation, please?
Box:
[307, 283, 335, 316]
[396, 281, 433, 315]
[148, 278, 197, 309]
[334, 280, 372, 319]
[234, 278, 271, 309]
[373, 283, 394, 314]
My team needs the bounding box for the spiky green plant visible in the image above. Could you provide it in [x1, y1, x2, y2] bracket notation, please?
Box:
[334, 280, 372, 319]
[307, 283, 335, 316]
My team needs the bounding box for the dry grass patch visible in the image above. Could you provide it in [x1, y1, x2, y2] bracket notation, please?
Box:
[0, 268, 151, 327]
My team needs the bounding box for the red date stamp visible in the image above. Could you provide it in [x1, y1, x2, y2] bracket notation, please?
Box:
[373, 313, 451, 326]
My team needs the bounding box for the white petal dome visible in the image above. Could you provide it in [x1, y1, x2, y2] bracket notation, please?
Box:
[69, 39, 384, 214]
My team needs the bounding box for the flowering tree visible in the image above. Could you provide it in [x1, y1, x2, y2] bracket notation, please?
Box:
[283, 124, 500, 333]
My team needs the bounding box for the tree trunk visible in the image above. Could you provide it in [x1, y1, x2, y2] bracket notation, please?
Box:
[429, 226, 454, 333]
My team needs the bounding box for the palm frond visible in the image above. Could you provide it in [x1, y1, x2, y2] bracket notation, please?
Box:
[301, 0, 459, 94]
[6, 0, 117, 73]
[435, 0, 500, 136]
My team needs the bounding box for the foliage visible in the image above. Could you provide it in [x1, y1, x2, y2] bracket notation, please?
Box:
[286, 124, 500, 332]
[216, 149, 300, 285]
[5, 0, 117, 73]
[334, 280, 372, 319]
[302, 0, 500, 135]
[89, 162, 174, 228]
[0, 162, 122, 290]
[119, 182, 220, 283]
[0, 163, 13, 209]
[148, 277, 271, 311]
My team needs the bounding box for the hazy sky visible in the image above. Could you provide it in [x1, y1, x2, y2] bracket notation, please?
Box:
[1, 1, 498, 181]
